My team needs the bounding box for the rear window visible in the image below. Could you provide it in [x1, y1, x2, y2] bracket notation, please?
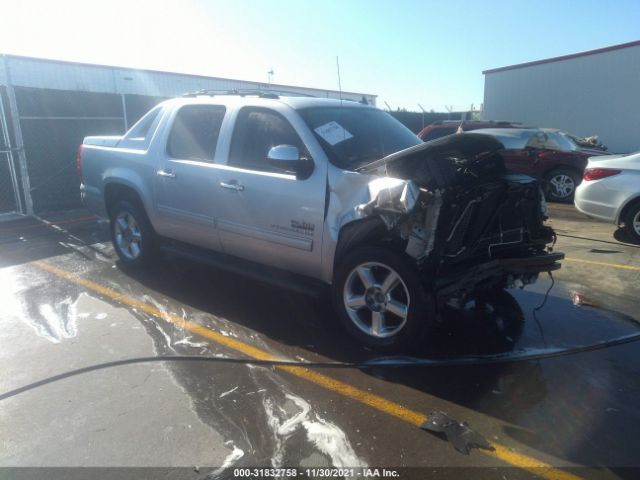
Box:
[119, 106, 163, 149]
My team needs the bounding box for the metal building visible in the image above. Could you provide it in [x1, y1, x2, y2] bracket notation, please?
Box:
[482, 40, 640, 154]
[0, 54, 376, 216]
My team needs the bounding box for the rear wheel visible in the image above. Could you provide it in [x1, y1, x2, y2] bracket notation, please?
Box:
[545, 168, 579, 203]
[110, 200, 158, 267]
[623, 203, 640, 242]
[333, 246, 435, 353]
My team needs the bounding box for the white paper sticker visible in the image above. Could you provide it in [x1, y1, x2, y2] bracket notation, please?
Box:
[314, 121, 353, 146]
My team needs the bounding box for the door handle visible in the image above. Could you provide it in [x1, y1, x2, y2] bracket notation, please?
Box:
[220, 181, 244, 192]
[156, 169, 176, 178]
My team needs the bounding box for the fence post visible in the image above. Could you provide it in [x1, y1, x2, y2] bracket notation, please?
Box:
[3, 56, 34, 215]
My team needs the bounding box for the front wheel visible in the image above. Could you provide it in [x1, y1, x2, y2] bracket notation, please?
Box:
[332, 246, 435, 353]
[110, 200, 158, 268]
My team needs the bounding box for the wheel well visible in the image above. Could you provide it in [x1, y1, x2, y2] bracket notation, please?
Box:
[333, 218, 397, 269]
[618, 195, 640, 225]
[104, 183, 144, 218]
[543, 165, 581, 180]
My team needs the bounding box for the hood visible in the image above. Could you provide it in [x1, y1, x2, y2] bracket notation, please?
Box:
[357, 132, 505, 174]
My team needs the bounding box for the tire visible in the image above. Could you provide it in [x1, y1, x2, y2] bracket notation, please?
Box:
[332, 246, 435, 353]
[545, 168, 579, 203]
[110, 200, 158, 267]
[623, 202, 640, 242]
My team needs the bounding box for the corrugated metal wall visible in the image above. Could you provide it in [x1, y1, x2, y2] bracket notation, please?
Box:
[483, 45, 640, 154]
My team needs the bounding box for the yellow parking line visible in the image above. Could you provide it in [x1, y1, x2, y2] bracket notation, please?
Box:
[31, 259, 581, 480]
[565, 257, 640, 272]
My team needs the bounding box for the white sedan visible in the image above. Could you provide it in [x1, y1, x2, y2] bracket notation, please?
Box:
[575, 152, 640, 241]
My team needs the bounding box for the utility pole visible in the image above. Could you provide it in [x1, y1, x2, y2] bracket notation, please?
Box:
[267, 68, 274, 85]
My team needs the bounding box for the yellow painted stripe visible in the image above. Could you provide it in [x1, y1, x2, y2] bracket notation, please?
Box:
[564, 257, 640, 272]
[31, 260, 581, 480]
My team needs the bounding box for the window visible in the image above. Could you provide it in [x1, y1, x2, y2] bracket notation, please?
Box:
[167, 105, 226, 161]
[228, 108, 305, 172]
[120, 106, 163, 149]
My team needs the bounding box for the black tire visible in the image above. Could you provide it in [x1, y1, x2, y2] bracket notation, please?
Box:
[109, 200, 158, 268]
[332, 246, 435, 353]
[623, 202, 640, 242]
[545, 167, 579, 203]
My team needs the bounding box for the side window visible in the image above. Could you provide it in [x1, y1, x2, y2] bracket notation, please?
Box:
[228, 108, 305, 172]
[120, 107, 162, 149]
[167, 105, 226, 162]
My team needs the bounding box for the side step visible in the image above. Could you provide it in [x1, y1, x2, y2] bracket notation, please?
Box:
[159, 240, 328, 298]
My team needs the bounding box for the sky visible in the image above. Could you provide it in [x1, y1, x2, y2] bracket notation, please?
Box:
[1, 0, 639, 112]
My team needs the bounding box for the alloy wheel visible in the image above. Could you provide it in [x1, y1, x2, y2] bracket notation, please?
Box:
[549, 174, 575, 199]
[343, 262, 410, 338]
[633, 210, 640, 236]
[114, 211, 142, 260]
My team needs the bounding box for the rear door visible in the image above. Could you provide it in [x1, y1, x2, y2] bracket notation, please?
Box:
[154, 104, 226, 250]
[214, 106, 326, 278]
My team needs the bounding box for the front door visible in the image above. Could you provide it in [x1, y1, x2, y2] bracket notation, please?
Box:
[214, 107, 326, 278]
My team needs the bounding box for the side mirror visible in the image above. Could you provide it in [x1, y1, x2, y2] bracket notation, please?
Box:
[267, 145, 313, 179]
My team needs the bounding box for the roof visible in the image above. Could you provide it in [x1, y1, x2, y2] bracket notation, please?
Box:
[164, 95, 373, 110]
[2, 53, 377, 98]
[483, 40, 640, 75]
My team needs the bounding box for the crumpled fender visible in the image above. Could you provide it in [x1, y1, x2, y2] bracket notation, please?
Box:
[320, 164, 422, 283]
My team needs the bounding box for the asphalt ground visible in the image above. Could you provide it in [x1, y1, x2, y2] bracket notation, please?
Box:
[1, 204, 639, 480]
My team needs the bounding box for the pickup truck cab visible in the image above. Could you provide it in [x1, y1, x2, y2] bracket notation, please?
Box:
[79, 92, 562, 352]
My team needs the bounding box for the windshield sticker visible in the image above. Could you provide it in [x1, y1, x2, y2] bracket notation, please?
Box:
[314, 121, 353, 146]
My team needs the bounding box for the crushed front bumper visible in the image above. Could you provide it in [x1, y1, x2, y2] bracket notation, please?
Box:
[434, 252, 564, 301]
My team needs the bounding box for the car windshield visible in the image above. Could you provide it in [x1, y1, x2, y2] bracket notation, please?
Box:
[555, 131, 580, 151]
[299, 106, 422, 169]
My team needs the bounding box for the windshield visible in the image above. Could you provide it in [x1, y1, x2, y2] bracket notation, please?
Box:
[299, 106, 422, 169]
[548, 132, 580, 152]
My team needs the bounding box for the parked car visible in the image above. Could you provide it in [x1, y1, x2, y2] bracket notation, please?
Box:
[574, 151, 640, 241]
[417, 120, 525, 142]
[472, 128, 597, 202]
[78, 92, 562, 352]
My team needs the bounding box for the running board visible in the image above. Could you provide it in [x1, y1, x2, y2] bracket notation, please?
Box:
[159, 240, 328, 298]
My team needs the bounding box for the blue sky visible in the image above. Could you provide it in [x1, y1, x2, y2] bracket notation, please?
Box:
[1, 0, 638, 111]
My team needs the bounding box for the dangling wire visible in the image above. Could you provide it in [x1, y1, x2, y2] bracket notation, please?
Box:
[532, 271, 554, 347]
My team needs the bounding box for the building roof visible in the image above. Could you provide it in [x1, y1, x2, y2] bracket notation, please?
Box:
[1, 53, 377, 98]
[482, 40, 640, 75]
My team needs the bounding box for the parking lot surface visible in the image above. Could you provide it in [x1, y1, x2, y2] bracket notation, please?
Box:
[1, 205, 639, 479]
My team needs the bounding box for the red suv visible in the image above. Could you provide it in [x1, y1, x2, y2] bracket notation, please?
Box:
[417, 120, 525, 142]
[473, 128, 597, 202]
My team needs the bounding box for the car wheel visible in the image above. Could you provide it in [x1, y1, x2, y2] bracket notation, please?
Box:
[110, 200, 158, 267]
[333, 246, 435, 353]
[623, 202, 640, 242]
[545, 168, 579, 203]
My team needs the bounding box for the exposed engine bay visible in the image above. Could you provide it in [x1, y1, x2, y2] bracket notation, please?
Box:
[330, 133, 563, 300]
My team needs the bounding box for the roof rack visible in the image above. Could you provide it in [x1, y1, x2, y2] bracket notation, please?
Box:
[182, 88, 316, 99]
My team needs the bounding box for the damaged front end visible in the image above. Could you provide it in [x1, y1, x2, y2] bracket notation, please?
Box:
[338, 133, 563, 304]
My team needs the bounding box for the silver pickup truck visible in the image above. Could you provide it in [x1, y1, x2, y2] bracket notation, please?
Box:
[79, 92, 563, 352]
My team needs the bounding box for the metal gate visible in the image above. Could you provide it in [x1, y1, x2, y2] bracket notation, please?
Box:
[0, 86, 23, 216]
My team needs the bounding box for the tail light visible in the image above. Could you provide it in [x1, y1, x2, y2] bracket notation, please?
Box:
[76, 144, 84, 183]
[583, 168, 621, 181]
